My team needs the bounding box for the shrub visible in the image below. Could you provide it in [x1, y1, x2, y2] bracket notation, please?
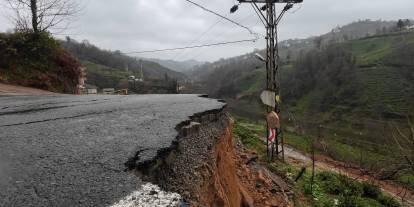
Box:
[338, 175, 363, 197]
[317, 171, 343, 195]
[378, 194, 401, 207]
[0, 31, 84, 93]
[361, 182, 381, 199]
[339, 195, 359, 207]
[355, 198, 382, 207]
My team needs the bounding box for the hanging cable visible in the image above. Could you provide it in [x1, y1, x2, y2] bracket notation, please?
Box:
[172, 17, 225, 60]
[123, 39, 257, 55]
[183, 0, 259, 40]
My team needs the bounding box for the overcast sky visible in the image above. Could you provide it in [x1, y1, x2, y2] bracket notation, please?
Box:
[1, 0, 413, 62]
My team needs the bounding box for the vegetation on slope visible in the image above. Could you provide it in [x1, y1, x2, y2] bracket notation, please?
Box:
[0, 32, 84, 93]
[60, 38, 187, 89]
[233, 119, 402, 207]
[81, 61, 129, 89]
[193, 25, 414, 191]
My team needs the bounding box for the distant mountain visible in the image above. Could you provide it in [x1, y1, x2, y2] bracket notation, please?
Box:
[189, 19, 414, 120]
[60, 39, 187, 89]
[147, 58, 205, 73]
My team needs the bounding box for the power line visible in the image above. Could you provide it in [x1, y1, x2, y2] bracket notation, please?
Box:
[123, 39, 257, 55]
[172, 17, 225, 60]
[183, 0, 258, 39]
[181, 13, 263, 60]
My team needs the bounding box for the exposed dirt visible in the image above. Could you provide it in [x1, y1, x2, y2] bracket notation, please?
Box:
[139, 112, 295, 207]
[0, 82, 55, 95]
[197, 122, 293, 207]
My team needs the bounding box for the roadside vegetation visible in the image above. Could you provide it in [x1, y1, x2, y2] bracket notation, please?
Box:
[0, 31, 84, 93]
[233, 118, 403, 206]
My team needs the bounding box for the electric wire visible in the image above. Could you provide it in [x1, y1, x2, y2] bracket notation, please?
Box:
[122, 1, 261, 57]
[172, 17, 226, 60]
[122, 39, 257, 54]
[181, 13, 263, 60]
[183, 0, 259, 40]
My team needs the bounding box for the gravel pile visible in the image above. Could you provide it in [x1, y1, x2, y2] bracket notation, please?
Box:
[110, 183, 182, 207]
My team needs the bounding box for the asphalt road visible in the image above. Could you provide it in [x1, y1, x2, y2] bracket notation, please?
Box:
[0, 94, 225, 207]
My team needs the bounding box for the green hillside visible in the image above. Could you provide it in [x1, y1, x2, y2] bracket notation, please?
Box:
[193, 30, 414, 188]
[221, 32, 414, 120]
[81, 61, 130, 89]
[60, 38, 187, 90]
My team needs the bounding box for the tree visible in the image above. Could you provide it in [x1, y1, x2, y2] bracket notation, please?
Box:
[397, 19, 405, 31]
[313, 37, 323, 50]
[5, 0, 80, 34]
[404, 19, 412, 27]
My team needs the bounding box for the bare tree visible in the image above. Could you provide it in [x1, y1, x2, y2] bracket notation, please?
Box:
[5, 0, 80, 34]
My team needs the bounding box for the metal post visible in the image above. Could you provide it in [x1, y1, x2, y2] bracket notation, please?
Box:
[236, 0, 301, 160]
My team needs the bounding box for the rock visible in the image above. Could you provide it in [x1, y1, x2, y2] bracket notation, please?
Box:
[246, 155, 258, 165]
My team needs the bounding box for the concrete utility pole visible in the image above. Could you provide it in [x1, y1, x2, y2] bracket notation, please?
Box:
[233, 0, 303, 160]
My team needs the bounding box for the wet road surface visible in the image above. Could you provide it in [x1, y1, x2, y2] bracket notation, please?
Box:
[0, 94, 225, 206]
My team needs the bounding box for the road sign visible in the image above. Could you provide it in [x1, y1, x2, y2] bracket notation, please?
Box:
[260, 90, 276, 107]
[266, 111, 280, 129]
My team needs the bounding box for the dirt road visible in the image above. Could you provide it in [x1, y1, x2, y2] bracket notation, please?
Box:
[0, 83, 55, 95]
[281, 144, 414, 206]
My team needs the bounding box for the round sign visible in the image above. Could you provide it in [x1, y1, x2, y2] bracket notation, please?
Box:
[266, 111, 280, 129]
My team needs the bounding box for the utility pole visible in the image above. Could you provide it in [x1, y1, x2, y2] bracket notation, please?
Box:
[140, 59, 144, 81]
[232, 0, 302, 160]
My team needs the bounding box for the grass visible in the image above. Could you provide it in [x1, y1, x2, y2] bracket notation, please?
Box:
[350, 36, 393, 65]
[82, 60, 131, 89]
[233, 119, 402, 207]
[235, 68, 266, 95]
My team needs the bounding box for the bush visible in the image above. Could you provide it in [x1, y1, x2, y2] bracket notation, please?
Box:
[355, 198, 382, 207]
[317, 171, 343, 195]
[378, 194, 401, 207]
[0, 31, 84, 93]
[338, 175, 363, 197]
[339, 195, 359, 207]
[362, 182, 381, 199]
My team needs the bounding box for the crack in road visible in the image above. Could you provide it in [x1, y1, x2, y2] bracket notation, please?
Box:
[125, 148, 156, 170]
[0, 102, 109, 116]
[0, 110, 115, 127]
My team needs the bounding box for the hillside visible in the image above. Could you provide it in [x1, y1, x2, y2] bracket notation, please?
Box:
[147, 58, 205, 73]
[190, 24, 414, 189]
[191, 21, 414, 119]
[193, 30, 414, 127]
[61, 38, 187, 89]
[189, 20, 401, 84]
[0, 32, 84, 94]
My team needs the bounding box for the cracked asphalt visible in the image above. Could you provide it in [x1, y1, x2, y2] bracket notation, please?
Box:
[0, 94, 225, 207]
